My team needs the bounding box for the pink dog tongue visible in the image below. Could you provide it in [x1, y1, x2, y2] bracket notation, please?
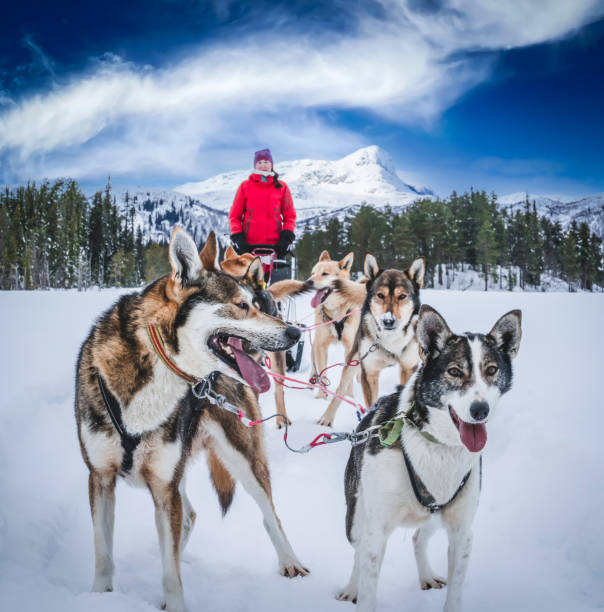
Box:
[459, 421, 487, 452]
[226, 337, 270, 393]
[311, 288, 328, 308]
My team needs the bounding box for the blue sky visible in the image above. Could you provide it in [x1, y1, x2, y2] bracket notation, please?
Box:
[1, 0, 603, 197]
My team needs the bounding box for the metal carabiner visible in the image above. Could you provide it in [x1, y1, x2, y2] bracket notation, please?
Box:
[191, 378, 211, 400]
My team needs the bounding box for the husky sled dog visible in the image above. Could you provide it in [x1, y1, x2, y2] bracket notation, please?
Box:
[306, 250, 364, 402]
[317, 254, 425, 427]
[221, 245, 310, 427]
[75, 229, 308, 612]
[338, 305, 522, 612]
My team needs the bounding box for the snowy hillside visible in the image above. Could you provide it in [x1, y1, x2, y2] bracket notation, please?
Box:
[103, 187, 230, 245]
[175, 146, 433, 220]
[499, 192, 604, 238]
[1, 288, 603, 612]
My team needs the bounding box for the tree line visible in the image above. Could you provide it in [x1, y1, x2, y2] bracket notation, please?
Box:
[2, 181, 602, 291]
[296, 191, 603, 291]
[0, 179, 150, 289]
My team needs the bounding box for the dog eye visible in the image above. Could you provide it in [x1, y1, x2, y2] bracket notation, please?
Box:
[322, 272, 328, 276]
[397, 294, 407, 300]
[447, 366, 463, 378]
[377, 293, 385, 299]
[486, 365, 498, 376]
[236, 301, 249, 312]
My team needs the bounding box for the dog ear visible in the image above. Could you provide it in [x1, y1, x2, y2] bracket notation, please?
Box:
[169, 227, 202, 285]
[416, 304, 452, 360]
[223, 245, 237, 261]
[364, 254, 380, 281]
[244, 257, 265, 291]
[319, 250, 331, 262]
[408, 257, 425, 287]
[200, 231, 219, 272]
[488, 310, 522, 359]
[339, 252, 354, 271]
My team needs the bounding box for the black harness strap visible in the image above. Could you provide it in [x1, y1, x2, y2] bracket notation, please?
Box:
[97, 374, 141, 473]
[401, 442, 479, 514]
[333, 314, 347, 340]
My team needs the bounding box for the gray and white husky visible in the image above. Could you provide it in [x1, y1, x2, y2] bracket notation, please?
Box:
[337, 304, 522, 612]
[75, 228, 307, 612]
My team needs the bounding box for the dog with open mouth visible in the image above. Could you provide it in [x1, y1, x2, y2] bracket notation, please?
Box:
[75, 228, 308, 612]
[306, 250, 365, 401]
[317, 253, 425, 427]
[337, 304, 522, 612]
[220, 245, 311, 427]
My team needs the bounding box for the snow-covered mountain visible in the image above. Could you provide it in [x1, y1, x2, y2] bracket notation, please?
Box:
[498, 192, 604, 238]
[101, 147, 604, 246]
[175, 146, 433, 221]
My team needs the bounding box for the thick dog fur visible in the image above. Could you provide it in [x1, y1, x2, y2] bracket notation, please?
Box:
[317, 254, 425, 427]
[305, 250, 365, 405]
[338, 305, 522, 612]
[76, 229, 308, 612]
[221, 245, 311, 427]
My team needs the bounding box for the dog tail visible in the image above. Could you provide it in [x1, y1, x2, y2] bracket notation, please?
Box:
[269, 279, 312, 301]
[207, 448, 236, 516]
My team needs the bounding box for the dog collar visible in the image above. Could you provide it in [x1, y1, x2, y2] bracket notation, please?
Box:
[146, 323, 256, 424]
[378, 405, 441, 447]
[147, 323, 201, 385]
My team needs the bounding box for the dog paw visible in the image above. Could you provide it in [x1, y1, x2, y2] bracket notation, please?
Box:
[336, 588, 358, 603]
[279, 561, 310, 578]
[315, 390, 329, 400]
[276, 415, 292, 429]
[91, 577, 113, 593]
[161, 593, 187, 612]
[420, 576, 446, 590]
[317, 413, 334, 427]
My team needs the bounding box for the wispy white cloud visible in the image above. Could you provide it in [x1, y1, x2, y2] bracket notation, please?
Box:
[1, 0, 602, 183]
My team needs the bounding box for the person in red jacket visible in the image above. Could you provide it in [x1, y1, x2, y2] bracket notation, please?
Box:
[229, 148, 296, 258]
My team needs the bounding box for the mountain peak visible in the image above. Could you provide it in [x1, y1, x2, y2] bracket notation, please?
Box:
[341, 145, 396, 174]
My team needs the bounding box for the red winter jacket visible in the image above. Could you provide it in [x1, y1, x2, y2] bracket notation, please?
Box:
[229, 173, 296, 245]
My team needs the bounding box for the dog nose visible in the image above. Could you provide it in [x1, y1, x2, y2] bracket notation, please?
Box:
[285, 326, 301, 341]
[306, 279, 314, 287]
[382, 314, 395, 329]
[470, 401, 489, 421]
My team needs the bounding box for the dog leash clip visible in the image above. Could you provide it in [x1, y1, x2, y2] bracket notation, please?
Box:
[324, 432, 351, 445]
[191, 378, 211, 400]
[350, 430, 371, 447]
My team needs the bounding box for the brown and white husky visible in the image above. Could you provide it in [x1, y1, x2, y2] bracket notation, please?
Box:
[317, 254, 425, 426]
[75, 229, 308, 612]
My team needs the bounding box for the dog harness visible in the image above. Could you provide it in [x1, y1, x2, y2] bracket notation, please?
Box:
[378, 408, 479, 513]
[401, 443, 478, 514]
[97, 374, 141, 473]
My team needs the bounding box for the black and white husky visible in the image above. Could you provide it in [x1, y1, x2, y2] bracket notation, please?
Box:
[338, 304, 522, 612]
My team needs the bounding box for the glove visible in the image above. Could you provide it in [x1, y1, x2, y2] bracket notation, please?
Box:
[231, 232, 250, 254]
[275, 230, 295, 258]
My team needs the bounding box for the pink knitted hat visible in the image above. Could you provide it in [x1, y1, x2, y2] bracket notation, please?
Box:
[253, 148, 273, 167]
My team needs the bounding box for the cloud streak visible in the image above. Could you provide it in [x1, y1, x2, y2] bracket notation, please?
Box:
[1, 0, 603, 183]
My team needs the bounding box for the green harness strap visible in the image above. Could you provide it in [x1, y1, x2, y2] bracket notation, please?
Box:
[378, 407, 441, 447]
[378, 418, 405, 446]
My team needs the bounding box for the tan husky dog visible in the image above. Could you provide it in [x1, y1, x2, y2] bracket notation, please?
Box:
[305, 251, 366, 411]
[76, 229, 308, 612]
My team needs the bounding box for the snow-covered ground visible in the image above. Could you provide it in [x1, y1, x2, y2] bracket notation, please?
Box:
[1, 288, 603, 611]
